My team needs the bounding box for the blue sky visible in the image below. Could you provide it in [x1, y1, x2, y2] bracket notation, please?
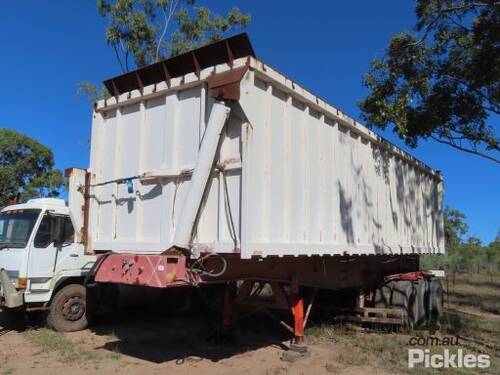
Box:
[0, 1, 498, 243]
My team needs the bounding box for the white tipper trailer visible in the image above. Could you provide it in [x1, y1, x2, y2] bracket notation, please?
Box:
[86, 34, 446, 340]
[86, 34, 445, 258]
[1, 34, 445, 337]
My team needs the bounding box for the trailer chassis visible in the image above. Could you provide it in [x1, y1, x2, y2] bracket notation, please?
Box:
[91, 252, 421, 342]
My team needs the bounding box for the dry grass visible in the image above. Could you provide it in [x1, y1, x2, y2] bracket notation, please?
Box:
[324, 362, 341, 373]
[4, 274, 498, 375]
[23, 328, 119, 366]
[306, 274, 500, 375]
[1, 368, 15, 375]
[446, 274, 500, 315]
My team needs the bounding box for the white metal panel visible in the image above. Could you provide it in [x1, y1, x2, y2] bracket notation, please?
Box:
[89, 84, 244, 254]
[88, 56, 445, 258]
[67, 168, 86, 242]
[288, 98, 307, 244]
[238, 70, 445, 258]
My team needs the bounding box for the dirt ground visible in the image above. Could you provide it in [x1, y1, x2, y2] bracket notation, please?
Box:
[1, 274, 499, 375]
[0, 312, 377, 375]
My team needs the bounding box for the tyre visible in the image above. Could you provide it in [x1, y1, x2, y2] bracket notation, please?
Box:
[428, 279, 444, 322]
[390, 280, 416, 331]
[47, 284, 89, 332]
[374, 280, 396, 308]
[413, 279, 427, 325]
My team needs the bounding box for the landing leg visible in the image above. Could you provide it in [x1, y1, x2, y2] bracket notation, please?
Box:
[291, 297, 305, 344]
[281, 275, 309, 362]
[290, 275, 304, 344]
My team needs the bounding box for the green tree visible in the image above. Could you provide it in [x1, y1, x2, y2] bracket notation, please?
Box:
[443, 206, 468, 247]
[0, 129, 63, 205]
[359, 0, 499, 163]
[97, 0, 250, 70]
[422, 208, 500, 275]
[485, 232, 500, 274]
[77, 81, 109, 103]
[79, 0, 250, 102]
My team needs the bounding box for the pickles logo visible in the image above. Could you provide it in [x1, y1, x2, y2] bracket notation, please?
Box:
[407, 336, 490, 369]
[408, 348, 490, 369]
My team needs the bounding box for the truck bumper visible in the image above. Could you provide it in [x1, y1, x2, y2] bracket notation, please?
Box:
[0, 269, 23, 308]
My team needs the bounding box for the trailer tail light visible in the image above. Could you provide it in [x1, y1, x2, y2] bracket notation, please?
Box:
[17, 277, 27, 289]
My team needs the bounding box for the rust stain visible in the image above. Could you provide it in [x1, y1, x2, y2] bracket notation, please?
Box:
[207, 66, 249, 101]
[165, 271, 176, 283]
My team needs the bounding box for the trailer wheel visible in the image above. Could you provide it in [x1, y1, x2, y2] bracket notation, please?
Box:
[390, 280, 417, 331]
[428, 279, 444, 324]
[47, 284, 89, 332]
[413, 279, 428, 325]
[374, 281, 396, 308]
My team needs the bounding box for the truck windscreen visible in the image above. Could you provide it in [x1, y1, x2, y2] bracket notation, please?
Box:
[0, 209, 40, 249]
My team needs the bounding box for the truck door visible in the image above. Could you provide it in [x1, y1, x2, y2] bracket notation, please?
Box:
[28, 214, 75, 279]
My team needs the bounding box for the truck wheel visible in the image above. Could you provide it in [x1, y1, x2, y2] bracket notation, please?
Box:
[47, 284, 88, 332]
[390, 280, 416, 331]
[429, 279, 444, 323]
[374, 280, 396, 308]
[413, 279, 427, 325]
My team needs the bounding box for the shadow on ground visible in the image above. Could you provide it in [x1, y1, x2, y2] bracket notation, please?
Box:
[0, 309, 45, 335]
[89, 306, 291, 363]
[1, 300, 291, 364]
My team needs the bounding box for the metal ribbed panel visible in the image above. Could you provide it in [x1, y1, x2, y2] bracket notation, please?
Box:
[87, 54, 444, 258]
[239, 72, 445, 258]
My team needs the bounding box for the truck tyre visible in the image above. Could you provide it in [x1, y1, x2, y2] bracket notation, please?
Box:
[390, 280, 416, 331]
[428, 279, 444, 323]
[374, 280, 396, 308]
[47, 284, 89, 332]
[413, 279, 427, 325]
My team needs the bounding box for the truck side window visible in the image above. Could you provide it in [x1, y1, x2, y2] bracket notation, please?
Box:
[63, 216, 75, 243]
[34, 215, 75, 248]
[34, 215, 53, 248]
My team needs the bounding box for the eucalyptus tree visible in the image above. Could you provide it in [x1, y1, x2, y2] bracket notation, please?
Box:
[359, 0, 499, 163]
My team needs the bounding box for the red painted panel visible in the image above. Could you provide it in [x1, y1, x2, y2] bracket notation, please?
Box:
[95, 254, 189, 288]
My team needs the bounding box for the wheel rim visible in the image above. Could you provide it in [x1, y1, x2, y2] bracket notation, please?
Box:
[62, 296, 85, 321]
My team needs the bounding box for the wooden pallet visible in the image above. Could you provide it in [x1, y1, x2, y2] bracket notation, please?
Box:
[334, 307, 406, 325]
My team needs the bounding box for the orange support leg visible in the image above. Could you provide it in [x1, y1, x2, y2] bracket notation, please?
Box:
[292, 297, 305, 342]
[290, 274, 304, 343]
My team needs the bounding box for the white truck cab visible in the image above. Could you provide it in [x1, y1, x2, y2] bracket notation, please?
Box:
[0, 197, 96, 331]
